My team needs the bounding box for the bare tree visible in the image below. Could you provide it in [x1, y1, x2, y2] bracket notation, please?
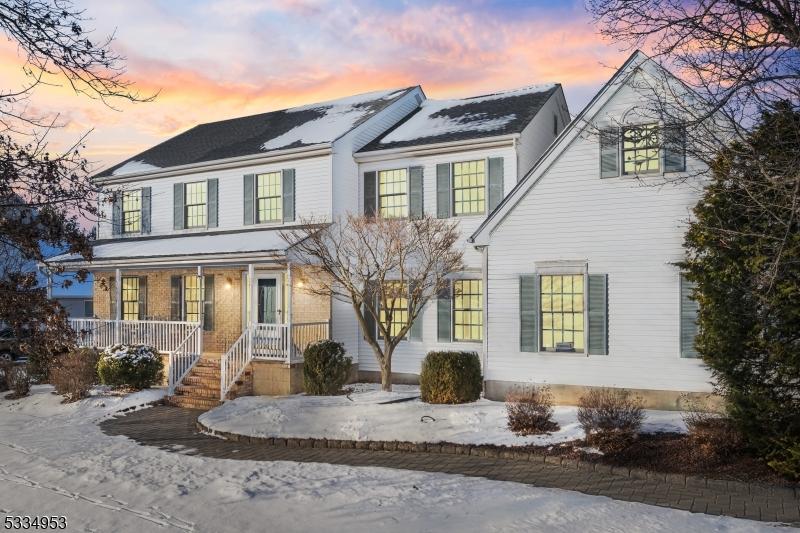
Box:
[282, 214, 464, 391]
[1, 0, 153, 377]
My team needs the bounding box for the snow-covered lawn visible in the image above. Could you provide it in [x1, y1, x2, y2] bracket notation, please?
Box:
[0, 385, 788, 532]
[200, 383, 686, 447]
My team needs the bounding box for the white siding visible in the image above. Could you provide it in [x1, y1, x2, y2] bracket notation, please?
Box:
[349, 145, 517, 374]
[516, 86, 570, 179]
[97, 155, 333, 239]
[483, 80, 712, 392]
[331, 88, 423, 218]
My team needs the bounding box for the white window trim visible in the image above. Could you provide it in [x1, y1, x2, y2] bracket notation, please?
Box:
[534, 262, 589, 356]
[376, 167, 410, 219]
[255, 172, 284, 224]
[451, 158, 489, 218]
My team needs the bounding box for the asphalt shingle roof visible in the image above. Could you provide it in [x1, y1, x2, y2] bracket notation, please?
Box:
[97, 87, 416, 178]
[359, 84, 560, 152]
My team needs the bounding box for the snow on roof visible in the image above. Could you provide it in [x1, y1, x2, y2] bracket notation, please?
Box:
[111, 160, 161, 176]
[96, 87, 415, 178]
[260, 88, 414, 151]
[47, 229, 292, 263]
[361, 83, 559, 152]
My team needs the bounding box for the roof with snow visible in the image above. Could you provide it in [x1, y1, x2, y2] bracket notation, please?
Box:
[359, 84, 560, 152]
[97, 87, 417, 178]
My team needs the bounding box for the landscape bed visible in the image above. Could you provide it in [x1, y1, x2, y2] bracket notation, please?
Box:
[200, 384, 798, 487]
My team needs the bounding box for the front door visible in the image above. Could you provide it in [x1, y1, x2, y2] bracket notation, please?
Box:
[257, 278, 279, 324]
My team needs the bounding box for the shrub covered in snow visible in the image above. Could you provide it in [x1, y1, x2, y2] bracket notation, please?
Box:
[97, 344, 163, 390]
[420, 351, 482, 404]
[577, 387, 645, 452]
[303, 340, 352, 395]
[506, 384, 559, 435]
[51, 347, 101, 402]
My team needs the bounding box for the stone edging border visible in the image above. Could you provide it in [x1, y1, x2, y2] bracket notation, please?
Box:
[195, 419, 798, 500]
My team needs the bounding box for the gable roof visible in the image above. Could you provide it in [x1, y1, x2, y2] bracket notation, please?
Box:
[358, 84, 560, 152]
[469, 51, 661, 246]
[97, 87, 417, 178]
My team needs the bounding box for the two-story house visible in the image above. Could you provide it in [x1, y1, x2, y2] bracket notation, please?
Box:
[49, 83, 568, 408]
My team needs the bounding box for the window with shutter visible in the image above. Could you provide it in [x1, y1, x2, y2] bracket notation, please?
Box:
[377, 169, 408, 218]
[540, 274, 584, 352]
[256, 171, 283, 222]
[121, 277, 139, 320]
[453, 160, 486, 215]
[453, 279, 483, 342]
[184, 181, 207, 228]
[622, 124, 660, 175]
[121, 190, 142, 234]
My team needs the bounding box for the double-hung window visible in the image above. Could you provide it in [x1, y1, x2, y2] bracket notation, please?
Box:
[453, 160, 485, 215]
[378, 169, 408, 218]
[185, 181, 207, 228]
[540, 274, 584, 351]
[453, 279, 483, 342]
[379, 281, 408, 338]
[256, 172, 282, 222]
[183, 275, 204, 323]
[122, 190, 142, 233]
[121, 277, 140, 321]
[622, 124, 660, 175]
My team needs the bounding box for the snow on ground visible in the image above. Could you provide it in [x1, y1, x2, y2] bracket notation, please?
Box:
[200, 383, 686, 447]
[0, 385, 786, 532]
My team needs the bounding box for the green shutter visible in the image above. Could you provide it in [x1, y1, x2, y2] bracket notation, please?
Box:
[173, 183, 185, 230]
[664, 124, 686, 173]
[243, 174, 255, 225]
[363, 171, 377, 217]
[207, 179, 219, 228]
[137, 276, 148, 320]
[600, 128, 619, 178]
[437, 281, 452, 342]
[362, 281, 376, 339]
[141, 187, 151, 234]
[488, 157, 504, 213]
[282, 169, 296, 222]
[587, 274, 608, 355]
[408, 166, 423, 219]
[170, 275, 182, 321]
[520, 275, 538, 352]
[436, 163, 451, 218]
[203, 275, 214, 331]
[409, 281, 423, 341]
[109, 276, 117, 319]
[111, 193, 122, 236]
[680, 274, 699, 358]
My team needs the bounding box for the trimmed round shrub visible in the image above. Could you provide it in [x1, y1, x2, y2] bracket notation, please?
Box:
[51, 347, 101, 402]
[303, 340, 352, 395]
[97, 344, 163, 390]
[420, 351, 482, 404]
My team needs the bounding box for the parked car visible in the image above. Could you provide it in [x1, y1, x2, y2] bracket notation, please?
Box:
[0, 327, 27, 362]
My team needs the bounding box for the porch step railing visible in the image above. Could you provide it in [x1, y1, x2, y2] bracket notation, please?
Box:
[219, 321, 330, 401]
[220, 329, 251, 401]
[167, 324, 203, 395]
[68, 318, 200, 353]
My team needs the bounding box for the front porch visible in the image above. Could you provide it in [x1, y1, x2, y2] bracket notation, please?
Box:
[69, 262, 331, 401]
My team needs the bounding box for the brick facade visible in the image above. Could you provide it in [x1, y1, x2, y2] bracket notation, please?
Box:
[92, 265, 330, 354]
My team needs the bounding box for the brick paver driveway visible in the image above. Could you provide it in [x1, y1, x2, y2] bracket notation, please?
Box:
[100, 405, 800, 525]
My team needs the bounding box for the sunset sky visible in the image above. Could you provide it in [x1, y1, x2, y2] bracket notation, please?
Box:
[2, 0, 632, 173]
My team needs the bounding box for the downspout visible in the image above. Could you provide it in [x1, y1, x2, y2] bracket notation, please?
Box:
[481, 246, 489, 389]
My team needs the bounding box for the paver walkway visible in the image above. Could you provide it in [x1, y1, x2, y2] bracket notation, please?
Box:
[100, 405, 800, 525]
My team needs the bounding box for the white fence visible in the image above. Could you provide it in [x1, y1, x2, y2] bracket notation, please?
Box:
[167, 325, 203, 395]
[220, 321, 330, 401]
[68, 319, 201, 353]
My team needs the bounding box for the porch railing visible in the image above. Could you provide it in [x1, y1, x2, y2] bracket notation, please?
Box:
[68, 318, 201, 353]
[167, 324, 203, 395]
[220, 321, 330, 401]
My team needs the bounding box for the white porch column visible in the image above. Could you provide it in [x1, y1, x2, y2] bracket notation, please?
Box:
[286, 262, 293, 363]
[247, 263, 255, 360]
[197, 265, 204, 357]
[114, 267, 122, 344]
